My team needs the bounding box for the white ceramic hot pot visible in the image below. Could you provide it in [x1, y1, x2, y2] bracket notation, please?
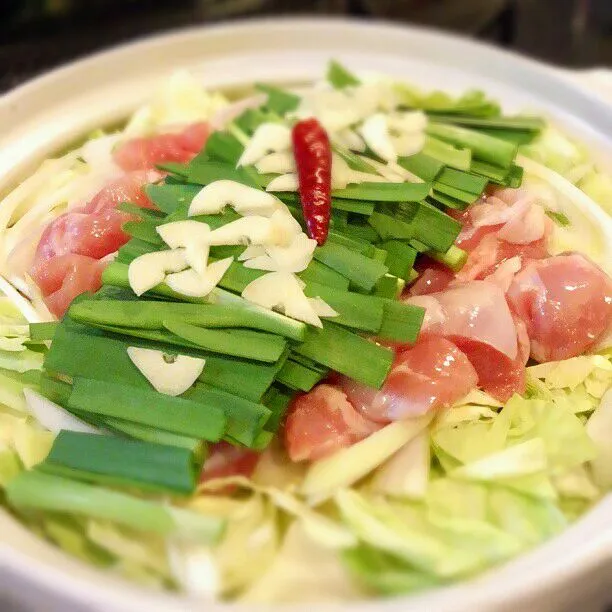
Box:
[1, 18, 612, 612]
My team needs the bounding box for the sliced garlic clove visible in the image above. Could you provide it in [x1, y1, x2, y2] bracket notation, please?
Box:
[241, 270, 290, 309]
[238, 244, 266, 261]
[237, 123, 292, 167]
[331, 153, 352, 190]
[207, 216, 272, 246]
[359, 113, 397, 163]
[204, 257, 234, 287]
[156, 220, 211, 249]
[266, 173, 298, 192]
[242, 254, 278, 271]
[166, 269, 213, 297]
[392, 132, 426, 157]
[185, 243, 210, 277]
[388, 110, 428, 134]
[332, 154, 390, 188]
[166, 257, 234, 297]
[386, 159, 424, 183]
[188, 180, 284, 217]
[359, 157, 407, 183]
[242, 271, 322, 327]
[265, 233, 317, 273]
[284, 297, 323, 328]
[268, 210, 303, 247]
[255, 151, 296, 175]
[333, 128, 366, 152]
[128, 249, 186, 296]
[344, 170, 388, 185]
[308, 297, 339, 318]
[127, 346, 205, 396]
[156, 221, 211, 277]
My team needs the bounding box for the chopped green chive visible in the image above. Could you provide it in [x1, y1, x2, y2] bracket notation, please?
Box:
[378, 301, 425, 344]
[39, 431, 201, 495]
[427, 123, 517, 168]
[163, 321, 286, 363]
[429, 244, 468, 272]
[435, 168, 489, 195]
[396, 201, 462, 252]
[117, 202, 165, 220]
[263, 386, 294, 433]
[295, 323, 393, 389]
[369, 212, 415, 241]
[122, 220, 164, 245]
[303, 281, 385, 332]
[423, 137, 471, 171]
[332, 182, 431, 203]
[144, 184, 201, 214]
[477, 127, 539, 146]
[204, 130, 244, 165]
[327, 60, 361, 88]
[155, 162, 189, 177]
[429, 191, 470, 210]
[187, 159, 258, 188]
[382, 241, 418, 280]
[184, 384, 272, 448]
[469, 160, 509, 183]
[372, 275, 405, 300]
[313, 242, 388, 292]
[29, 322, 58, 342]
[101, 418, 205, 455]
[255, 83, 300, 115]
[68, 378, 226, 441]
[398, 153, 444, 182]
[276, 359, 324, 392]
[6, 471, 224, 542]
[546, 210, 571, 227]
[300, 260, 350, 290]
[101, 262, 306, 342]
[431, 114, 545, 132]
[70, 299, 299, 339]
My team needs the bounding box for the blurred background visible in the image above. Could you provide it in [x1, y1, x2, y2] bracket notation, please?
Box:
[0, 0, 611, 93]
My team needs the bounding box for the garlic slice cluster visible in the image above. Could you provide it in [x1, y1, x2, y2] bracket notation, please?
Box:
[241, 233, 317, 274]
[239, 85, 427, 193]
[128, 219, 234, 299]
[128, 177, 337, 327]
[290, 82, 426, 163]
[237, 123, 292, 167]
[292, 83, 399, 133]
[128, 249, 188, 297]
[359, 111, 427, 163]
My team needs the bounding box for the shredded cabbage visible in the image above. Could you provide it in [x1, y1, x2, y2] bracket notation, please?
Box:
[241, 521, 365, 603]
[586, 388, 612, 488]
[124, 71, 228, 137]
[371, 431, 430, 499]
[301, 414, 433, 502]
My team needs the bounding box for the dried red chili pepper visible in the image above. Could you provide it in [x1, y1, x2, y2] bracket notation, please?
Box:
[292, 118, 332, 246]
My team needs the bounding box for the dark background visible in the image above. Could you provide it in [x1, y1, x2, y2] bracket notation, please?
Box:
[0, 0, 611, 94]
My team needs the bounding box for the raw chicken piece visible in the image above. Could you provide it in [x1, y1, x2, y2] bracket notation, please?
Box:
[113, 123, 209, 171]
[507, 253, 612, 362]
[338, 336, 478, 423]
[284, 384, 381, 462]
[405, 280, 527, 400]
